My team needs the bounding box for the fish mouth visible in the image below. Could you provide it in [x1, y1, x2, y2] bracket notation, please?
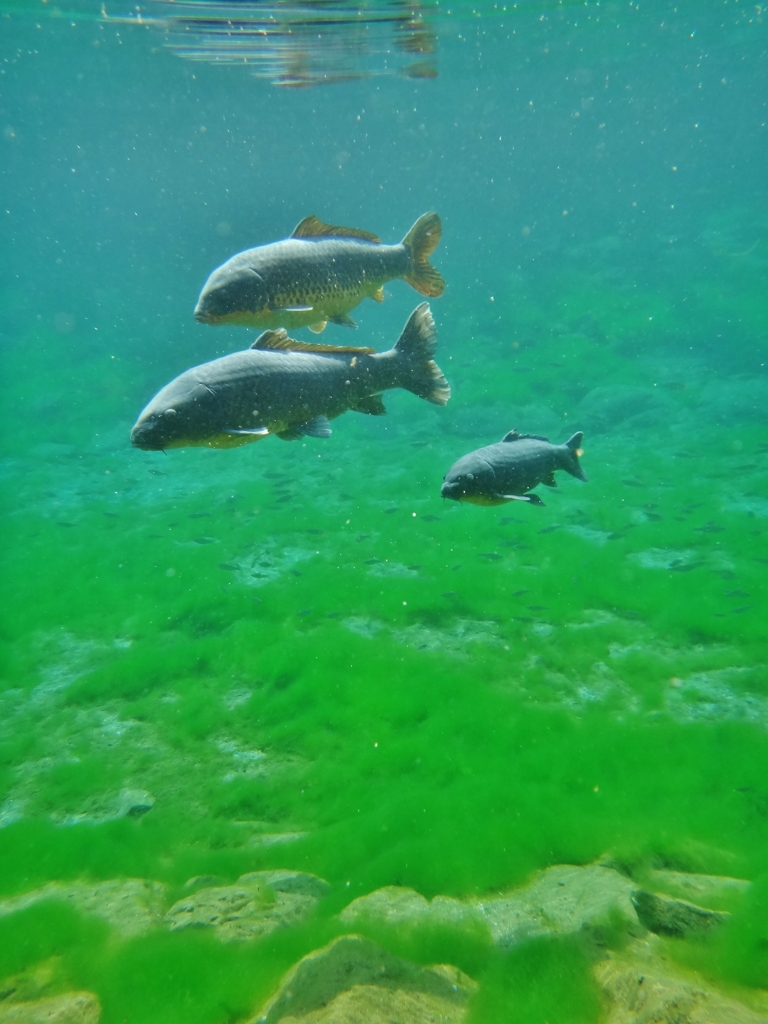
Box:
[130, 425, 165, 451]
[440, 483, 462, 501]
[194, 308, 217, 324]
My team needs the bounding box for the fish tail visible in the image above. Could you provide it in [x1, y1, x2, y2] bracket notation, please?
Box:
[402, 213, 445, 297]
[393, 303, 450, 406]
[562, 431, 588, 481]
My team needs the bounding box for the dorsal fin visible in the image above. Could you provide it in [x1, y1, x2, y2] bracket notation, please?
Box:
[250, 330, 375, 355]
[290, 215, 381, 243]
[501, 430, 551, 443]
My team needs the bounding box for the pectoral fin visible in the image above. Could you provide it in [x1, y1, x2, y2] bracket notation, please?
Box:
[502, 493, 546, 506]
[277, 415, 332, 441]
[351, 394, 387, 416]
[224, 427, 270, 437]
[372, 286, 385, 302]
[543, 473, 558, 488]
[329, 312, 357, 329]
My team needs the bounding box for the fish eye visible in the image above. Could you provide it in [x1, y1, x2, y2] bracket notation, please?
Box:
[164, 408, 177, 417]
[465, 473, 474, 481]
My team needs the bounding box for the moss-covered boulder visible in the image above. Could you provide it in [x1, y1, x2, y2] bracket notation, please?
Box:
[595, 938, 768, 1024]
[341, 862, 640, 947]
[0, 992, 100, 1024]
[164, 870, 328, 942]
[632, 889, 730, 937]
[247, 934, 476, 1024]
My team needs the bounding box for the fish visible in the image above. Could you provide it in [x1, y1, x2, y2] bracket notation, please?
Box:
[440, 430, 587, 506]
[193, 212, 445, 334]
[130, 303, 449, 452]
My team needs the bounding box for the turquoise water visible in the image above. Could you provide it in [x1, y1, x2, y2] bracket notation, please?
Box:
[1, 1, 767, 1019]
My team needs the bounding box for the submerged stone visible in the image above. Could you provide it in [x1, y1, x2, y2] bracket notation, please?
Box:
[632, 889, 730, 937]
[164, 870, 328, 942]
[595, 938, 768, 1024]
[247, 934, 476, 1024]
[0, 991, 101, 1024]
[341, 862, 640, 947]
[0, 879, 166, 938]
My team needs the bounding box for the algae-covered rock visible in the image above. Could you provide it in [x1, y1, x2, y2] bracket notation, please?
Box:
[595, 938, 768, 1024]
[339, 885, 478, 932]
[0, 879, 166, 938]
[247, 934, 476, 1024]
[0, 991, 101, 1024]
[341, 863, 639, 947]
[632, 889, 730, 937]
[647, 869, 750, 905]
[0, 958, 67, 1005]
[165, 870, 328, 942]
[473, 863, 639, 946]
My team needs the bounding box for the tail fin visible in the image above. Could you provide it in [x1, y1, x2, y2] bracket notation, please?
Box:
[394, 303, 450, 406]
[561, 431, 588, 481]
[402, 213, 445, 298]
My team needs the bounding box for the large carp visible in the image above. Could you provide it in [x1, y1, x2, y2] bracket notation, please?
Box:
[194, 212, 444, 334]
[131, 304, 449, 451]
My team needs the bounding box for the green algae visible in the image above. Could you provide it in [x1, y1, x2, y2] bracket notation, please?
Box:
[2, 239, 768, 1017]
[466, 936, 602, 1024]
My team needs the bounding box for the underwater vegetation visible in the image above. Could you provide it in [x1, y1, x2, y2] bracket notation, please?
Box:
[2, 249, 768, 1016]
[2, 1, 768, 1019]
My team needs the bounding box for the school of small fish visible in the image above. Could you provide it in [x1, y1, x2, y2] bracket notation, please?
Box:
[131, 212, 587, 506]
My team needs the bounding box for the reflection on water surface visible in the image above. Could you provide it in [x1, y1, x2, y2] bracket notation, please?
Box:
[102, 0, 438, 85]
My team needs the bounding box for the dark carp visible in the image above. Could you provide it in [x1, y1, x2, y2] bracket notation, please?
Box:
[131, 303, 449, 451]
[194, 212, 444, 334]
[441, 431, 587, 506]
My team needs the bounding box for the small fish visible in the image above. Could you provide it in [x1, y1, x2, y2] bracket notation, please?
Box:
[218, 563, 237, 571]
[131, 304, 449, 452]
[194, 213, 445, 334]
[441, 430, 587, 507]
[421, 514, 440, 522]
